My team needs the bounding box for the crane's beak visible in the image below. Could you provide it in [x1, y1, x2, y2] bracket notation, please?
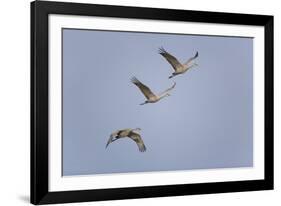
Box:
[105, 141, 111, 148]
[106, 137, 118, 149]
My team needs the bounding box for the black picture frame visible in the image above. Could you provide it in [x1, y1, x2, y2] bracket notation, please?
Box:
[31, 0, 274, 204]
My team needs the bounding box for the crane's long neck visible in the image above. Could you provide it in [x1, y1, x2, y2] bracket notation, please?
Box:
[159, 93, 169, 100]
[187, 63, 198, 70]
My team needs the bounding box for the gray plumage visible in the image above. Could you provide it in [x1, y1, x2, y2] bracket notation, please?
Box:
[131, 76, 176, 105]
[106, 128, 146, 152]
[159, 47, 199, 78]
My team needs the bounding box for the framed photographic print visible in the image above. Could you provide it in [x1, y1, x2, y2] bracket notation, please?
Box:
[31, 0, 274, 204]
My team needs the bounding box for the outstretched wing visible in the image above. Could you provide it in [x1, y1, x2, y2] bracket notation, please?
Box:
[159, 47, 182, 72]
[160, 82, 176, 96]
[184, 51, 199, 66]
[128, 131, 146, 152]
[131, 77, 156, 100]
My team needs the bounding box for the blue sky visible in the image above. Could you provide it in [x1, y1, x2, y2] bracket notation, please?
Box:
[62, 29, 253, 176]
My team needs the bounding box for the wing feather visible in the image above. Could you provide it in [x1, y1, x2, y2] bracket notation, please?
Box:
[159, 47, 182, 72]
[128, 132, 146, 152]
[131, 77, 156, 100]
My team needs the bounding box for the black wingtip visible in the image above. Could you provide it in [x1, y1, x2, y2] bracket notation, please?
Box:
[158, 46, 166, 54]
[195, 51, 199, 57]
[130, 76, 138, 84]
[140, 145, 146, 152]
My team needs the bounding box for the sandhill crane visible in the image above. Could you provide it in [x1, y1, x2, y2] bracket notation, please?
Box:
[106, 128, 146, 152]
[159, 47, 199, 79]
[131, 76, 176, 105]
